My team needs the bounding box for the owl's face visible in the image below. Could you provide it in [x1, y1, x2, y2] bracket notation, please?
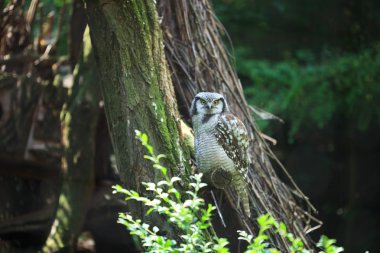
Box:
[190, 92, 229, 116]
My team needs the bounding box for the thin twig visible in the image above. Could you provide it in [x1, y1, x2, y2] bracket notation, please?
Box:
[210, 190, 226, 228]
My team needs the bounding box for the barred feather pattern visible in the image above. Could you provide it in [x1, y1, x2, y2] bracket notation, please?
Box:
[192, 109, 251, 217]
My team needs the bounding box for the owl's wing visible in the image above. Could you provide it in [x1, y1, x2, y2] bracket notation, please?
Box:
[215, 112, 250, 172]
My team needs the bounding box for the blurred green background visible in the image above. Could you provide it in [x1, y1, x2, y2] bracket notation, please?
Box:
[213, 0, 380, 252]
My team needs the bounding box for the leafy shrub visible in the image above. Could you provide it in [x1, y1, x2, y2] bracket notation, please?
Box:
[113, 131, 345, 253]
[113, 130, 228, 252]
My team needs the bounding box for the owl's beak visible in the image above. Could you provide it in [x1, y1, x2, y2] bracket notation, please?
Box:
[207, 103, 212, 109]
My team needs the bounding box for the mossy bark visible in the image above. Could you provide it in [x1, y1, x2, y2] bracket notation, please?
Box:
[86, 0, 197, 241]
[42, 29, 99, 253]
[84, 0, 190, 221]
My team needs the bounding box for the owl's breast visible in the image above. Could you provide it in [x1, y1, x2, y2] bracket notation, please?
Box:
[195, 131, 234, 175]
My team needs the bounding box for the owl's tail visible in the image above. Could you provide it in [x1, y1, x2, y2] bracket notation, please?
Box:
[240, 186, 251, 217]
[234, 173, 251, 217]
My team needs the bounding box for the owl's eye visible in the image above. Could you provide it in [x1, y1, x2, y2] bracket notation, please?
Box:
[213, 99, 220, 105]
[200, 99, 207, 105]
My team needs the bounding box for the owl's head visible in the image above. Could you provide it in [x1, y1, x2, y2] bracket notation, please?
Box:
[190, 92, 229, 117]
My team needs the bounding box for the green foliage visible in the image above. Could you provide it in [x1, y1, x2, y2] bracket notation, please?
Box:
[113, 130, 229, 253]
[113, 131, 346, 253]
[214, 0, 380, 140]
[238, 46, 380, 138]
[238, 214, 343, 253]
[317, 236, 344, 253]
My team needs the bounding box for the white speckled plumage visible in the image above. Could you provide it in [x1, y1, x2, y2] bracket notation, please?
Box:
[190, 92, 251, 217]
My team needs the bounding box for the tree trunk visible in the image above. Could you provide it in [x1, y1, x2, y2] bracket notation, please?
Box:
[84, 0, 193, 237]
[42, 28, 99, 253]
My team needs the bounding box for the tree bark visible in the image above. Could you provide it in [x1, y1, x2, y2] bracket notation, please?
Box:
[42, 28, 99, 253]
[84, 0, 193, 237]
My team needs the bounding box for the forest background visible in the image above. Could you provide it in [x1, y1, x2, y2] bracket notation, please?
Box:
[213, 1, 380, 252]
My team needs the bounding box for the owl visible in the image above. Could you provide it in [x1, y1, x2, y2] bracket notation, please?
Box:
[190, 92, 251, 217]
